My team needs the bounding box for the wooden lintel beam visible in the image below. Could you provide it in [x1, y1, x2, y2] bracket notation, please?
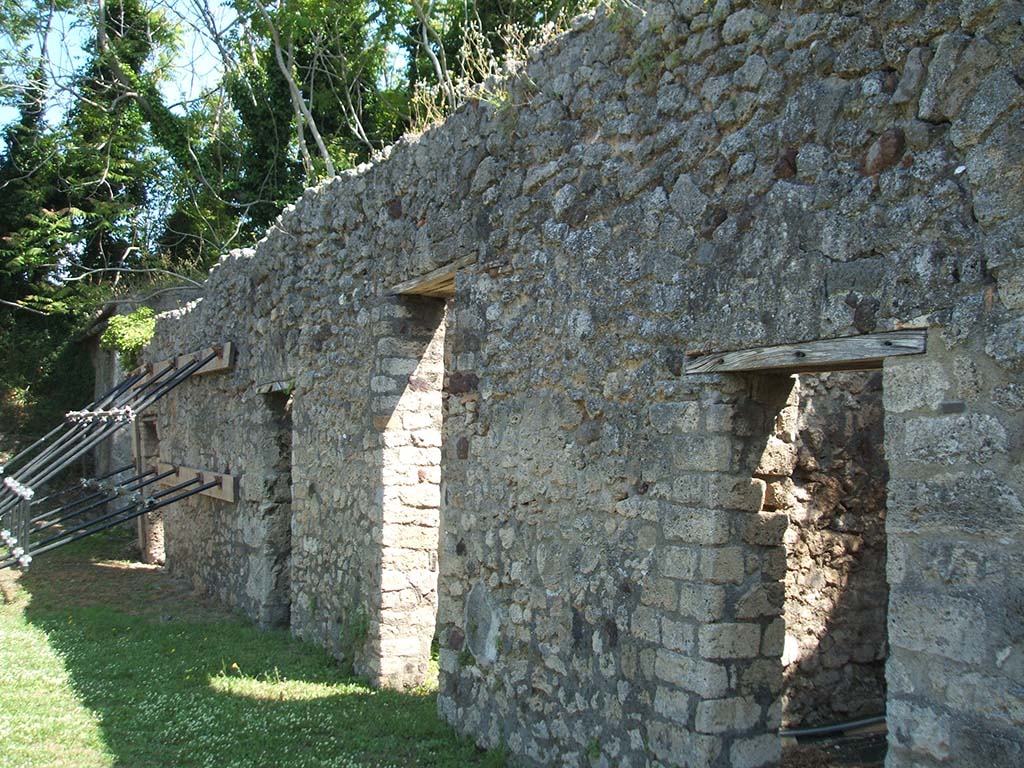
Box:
[684, 330, 927, 375]
[387, 255, 476, 297]
[153, 462, 237, 503]
[255, 380, 294, 395]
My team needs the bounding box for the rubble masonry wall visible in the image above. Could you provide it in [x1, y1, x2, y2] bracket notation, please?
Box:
[146, 2, 1023, 766]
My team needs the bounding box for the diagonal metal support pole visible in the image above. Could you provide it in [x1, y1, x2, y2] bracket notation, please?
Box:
[31, 469, 174, 535]
[0, 477, 220, 569]
[0, 351, 215, 520]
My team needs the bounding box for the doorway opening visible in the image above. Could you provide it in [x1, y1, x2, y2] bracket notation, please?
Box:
[133, 415, 165, 563]
[261, 387, 293, 628]
[374, 295, 447, 687]
[755, 373, 889, 766]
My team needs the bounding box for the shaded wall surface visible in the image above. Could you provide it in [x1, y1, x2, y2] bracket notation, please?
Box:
[146, 2, 1023, 767]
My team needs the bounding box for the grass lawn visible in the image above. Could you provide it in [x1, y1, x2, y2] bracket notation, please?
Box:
[0, 530, 504, 768]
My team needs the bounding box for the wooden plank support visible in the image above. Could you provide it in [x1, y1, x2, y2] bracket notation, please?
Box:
[255, 379, 293, 395]
[153, 462, 238, 503]
[684, 330, 928, 375]
[387, 255, 476, 298]
[133, 342, 236, 382]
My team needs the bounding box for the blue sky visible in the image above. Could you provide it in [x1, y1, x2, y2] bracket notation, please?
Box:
[0, 1, 234, 144]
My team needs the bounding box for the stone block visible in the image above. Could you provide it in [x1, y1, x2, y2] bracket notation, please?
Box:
[401, 410, 438, 430]
[654, 686, 691, 724]
[756, 436, 797, 476]
[700, 547, 746, 584]
[761, 618, 785, 657]
[669, 173, 709, 220]
[985, 316, 1024, 371]
[661, 546, 701, 580]
[640, 577, 679, 612]
[698, 623, 762, 659]
[381, 523, 438, 551]
[888, 698, 952, 762]
[950, 718, 1024, 768]
[739, 658, 783, 696]
[397, 445, 443, 467]
[397, 482, 441, 509]
[649, 401, 701, 433]
[742, 512, 788, 545]
[380, 547, 433, 570]
[371, 375, 399, 393]
[722, 9, 768, 44]
[630, 605, 661, 643]
[674, 435, 735, 472]
[950, 69, 1022, 150]
[730, 733, 782, 768]
[888, 590, 989, 664]
[379, 636, 423, 657]
[439, 648, 459, 673]
[736, 583, 784, 619]
[892, 47, 930, 105]
[661, 617, 696, 653]
[888, 470, 1023, 536]
[384, 503, 439, 526]
[883, 360, 950, 413]
[760, 547, 787, 580]
[410, 429, 442, 448]
[647, 720, 722, 767]
[654, 649, 729, 697]
[672, 474, 766, 512]
[663, 507, 733, 545]
[896, 413, 1007, 466]
[679, 583, 727, 620]
[381, 430, 413, 448]
[695, 696, 762, 733]
[919, 33, 999, 123]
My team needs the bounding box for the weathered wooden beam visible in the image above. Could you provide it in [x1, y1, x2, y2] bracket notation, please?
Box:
[387, 255, 476, 297]
[684, 330, 927, 375]
[153, 463, 237, 503]
[133, 342, 236, 382]
[255, 379, 294, 395]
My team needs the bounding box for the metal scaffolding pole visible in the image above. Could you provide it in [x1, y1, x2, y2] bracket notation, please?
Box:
[0, 345, 228, 570]
[31, 469, 169, 534]
[30, 467, 156, 523]
[0, 477, 219, 569]
[29, 463, 135, 508]
[0, 370, 150, 495]
[3, 365, 173, 494]
[1, 352, 212, 513]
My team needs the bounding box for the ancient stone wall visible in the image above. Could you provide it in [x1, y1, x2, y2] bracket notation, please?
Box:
[148, 302, 293, 628]
[145, 1, 1023, 766]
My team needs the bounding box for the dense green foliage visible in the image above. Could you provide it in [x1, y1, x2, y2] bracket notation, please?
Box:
[0, 530, 506, 767]
[0, 0, 594, 443]
[99, 306, 156, 368]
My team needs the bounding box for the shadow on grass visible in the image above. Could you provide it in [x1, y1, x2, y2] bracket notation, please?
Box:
[11, 531, 503, 768]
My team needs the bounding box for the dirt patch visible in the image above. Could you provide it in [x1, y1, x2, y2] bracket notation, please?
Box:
[0, 528, 230, 621]
[783, 733, 886, 767]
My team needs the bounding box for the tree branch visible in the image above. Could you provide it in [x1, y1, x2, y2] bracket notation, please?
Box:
[259, 5, 335, 177]
[1, 299, 51, 317]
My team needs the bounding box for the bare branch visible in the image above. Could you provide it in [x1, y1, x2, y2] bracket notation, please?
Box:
[1, 299, 51, 316]
[102, 284, 201, 307]
[410, 0, 457, 111]
[259, 5, 334, 177]
[62, 266, 204, 287]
